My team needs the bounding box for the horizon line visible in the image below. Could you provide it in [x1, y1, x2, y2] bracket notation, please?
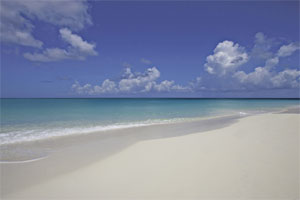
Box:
[1, 97, 300, 100]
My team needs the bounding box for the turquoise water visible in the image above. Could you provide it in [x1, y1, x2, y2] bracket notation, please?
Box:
[1, 98, 299, 145]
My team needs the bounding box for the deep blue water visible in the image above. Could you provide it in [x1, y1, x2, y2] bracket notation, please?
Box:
[1, 98, 299, 144]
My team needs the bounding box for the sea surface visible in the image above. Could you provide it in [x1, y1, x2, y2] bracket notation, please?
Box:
[1, 98, 299, 145]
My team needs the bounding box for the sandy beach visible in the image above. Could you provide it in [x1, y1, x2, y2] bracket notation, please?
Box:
[2, 0, 300, 199]
[1, 112, 299, 199]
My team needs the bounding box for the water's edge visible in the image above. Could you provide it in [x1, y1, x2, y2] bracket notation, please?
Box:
[1, 105, 299, 163]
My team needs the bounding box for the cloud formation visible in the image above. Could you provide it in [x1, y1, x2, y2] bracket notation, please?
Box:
[1, 0, 97, 62]
[204, 40, 249, 76]
[203, 33, 300, 92]
[232, 38, 300, 90]
[0, 0, 91, 47]
[277, 43, 300, 57]
[188, 32, 299, 94]
[60, 28, 96, 55]
[71, 32, 299, 96]
[202, 33, 300, 91]
[233, 55, 300, 90]
[72, 67, 189, 95]
[251, 32, 274, 59]
[24, 28, 97, 62]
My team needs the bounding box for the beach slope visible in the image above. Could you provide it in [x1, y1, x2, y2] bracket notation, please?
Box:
[1, 113, 299, 199]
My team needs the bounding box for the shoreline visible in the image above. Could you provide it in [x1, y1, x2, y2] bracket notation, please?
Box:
[1, 104, 299, 147]
[1, 112, 299, 199]
[0, 113, 242, 162]
[1, 105, 299, 163]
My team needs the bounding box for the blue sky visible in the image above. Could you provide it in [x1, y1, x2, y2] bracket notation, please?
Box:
[1, 1, 299, 98]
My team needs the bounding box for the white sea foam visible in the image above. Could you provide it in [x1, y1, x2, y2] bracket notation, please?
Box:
[0, 156, 48, 164]
[0, 106, 290, 146]
[239, 112, 248, 116]
[0, 117, 200, 145]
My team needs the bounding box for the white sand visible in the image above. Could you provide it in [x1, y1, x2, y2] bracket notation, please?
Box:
[1, 113, 299, 199]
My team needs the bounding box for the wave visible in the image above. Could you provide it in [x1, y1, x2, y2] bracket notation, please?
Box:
[1, 106, 285, 146]
[0, 117, 208, 145]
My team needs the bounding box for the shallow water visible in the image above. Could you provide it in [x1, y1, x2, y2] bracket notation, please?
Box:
[1, 98, 299, 145]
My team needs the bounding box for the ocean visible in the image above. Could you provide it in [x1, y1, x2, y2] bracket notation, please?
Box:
[1, 98, 299, 145]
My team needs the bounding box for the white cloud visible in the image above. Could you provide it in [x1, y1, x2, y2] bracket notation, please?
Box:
[152, 80, 175, 92]
[277, 43, 300, 57]
[0, 1, 43, 48]
[200, 33, 300, 91]
[0, 0, 91, 47]
[144, 80, 189, 93]
[119, 67, 160, 92]
[69, 31, 299, 95]
[93, 79, 118, 94]
[71, 81, 92, 94]
[204, 40, 249, 76]
[72, 67, 188, 95]
[1, 29, 43, 48]
[24, 48, 70, 62]
[264, 57, 279, 70]
[233, 57, 300, 89]
[18, 0, 91, 31]
[271, 69, 300, 88]
[251, 32, 274, 59]
[23, 28, 97, 62]
[233, 41, 298, 89]
[233, 67, 272, 88]
[60, 28, 97, 56]
[72, 80, 119, 95]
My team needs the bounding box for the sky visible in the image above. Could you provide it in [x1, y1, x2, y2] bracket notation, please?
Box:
[1, 0, 299, 98]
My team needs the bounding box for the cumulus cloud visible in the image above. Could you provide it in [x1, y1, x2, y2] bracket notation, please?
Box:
[71, 81, 93, 94]
[152, 80, 175, 92]
[118, 67, 160, 92]
[233, 67, 272, 88]
[271, 69, 300, 88]
[94, 79, 118, 94]
[23, 28, 97, 62]
[71, 32, 299, 96]
[204, 40, 249, 76]
[72, 67, 189, 95]
[72, 79, 119, 95]
[119, 67, 189, 93]
[200, 33, 300, 92]
[234, 67, 300, 89]
[232, 56, 279, 87]
[232, 39, 300, 90]
[233, 55, 300, 89]
[277, 43, 300, 57]
[0, 0, 91, 47]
